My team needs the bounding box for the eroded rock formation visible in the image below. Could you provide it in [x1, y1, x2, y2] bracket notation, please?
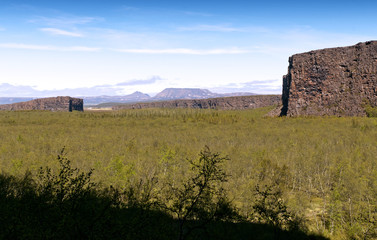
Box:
[113, 95, 281, 110]
[281, 41, 377, 116]
[0, 96, 84, 112]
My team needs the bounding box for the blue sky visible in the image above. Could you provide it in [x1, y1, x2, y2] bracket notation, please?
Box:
[0, 0, 376, 97]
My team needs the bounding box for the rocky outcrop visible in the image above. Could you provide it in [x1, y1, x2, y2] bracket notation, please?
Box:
[281, 41, 377, 116]
[113, 95, 281, 110]
[0, 96, 84, 112]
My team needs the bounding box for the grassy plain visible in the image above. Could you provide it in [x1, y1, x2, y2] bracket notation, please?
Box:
[0, 107, 376, 239]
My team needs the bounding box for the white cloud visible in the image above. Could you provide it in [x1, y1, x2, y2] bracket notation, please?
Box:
[0, 43, 53, 50]
[278, 28, 374, 53]
[210, 80, 282, 94]
[177, 24, 269, 33]
[40, 28, 83, 37]
[0, 76, 164, 97]
[94, 28, 146, 41]
[178, 24, 246, 32]
[113, 48, 249, 55]
[66, 46, 100, 52]
[0, 43, 100, 52]
[252, 26, 375, 56]
[116, 76, 162, 86]
[0, 27, 5, 31]
[29, 16, 103, 27]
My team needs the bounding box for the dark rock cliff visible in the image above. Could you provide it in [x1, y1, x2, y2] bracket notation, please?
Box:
[0, 96, 84, 112]
[281, 41, 377, 116]
[113, 95, 281, 110]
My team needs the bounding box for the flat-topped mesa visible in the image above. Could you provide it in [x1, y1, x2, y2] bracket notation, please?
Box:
[0, 96, 84, 112]
[281, 41, 377, 116]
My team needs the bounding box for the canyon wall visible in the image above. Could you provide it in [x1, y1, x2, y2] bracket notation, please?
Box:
[281, 41, 377, 116]
[0, 96, 84, 112]
[113, 95, 281, 110]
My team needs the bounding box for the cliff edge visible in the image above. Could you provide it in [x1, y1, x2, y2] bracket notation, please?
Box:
[281, 41, 377, 116]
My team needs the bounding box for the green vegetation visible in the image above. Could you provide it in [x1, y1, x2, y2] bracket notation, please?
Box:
[362, 99, 377, 117]
[365, 104, 377, 117]
[0, 107, 376, 239]
[0, 146, 322, 239]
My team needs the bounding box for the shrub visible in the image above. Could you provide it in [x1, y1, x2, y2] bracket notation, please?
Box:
[162, 146, 240, 240]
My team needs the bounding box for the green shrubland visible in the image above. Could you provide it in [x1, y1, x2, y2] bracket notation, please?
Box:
[0, 107, 376, 239]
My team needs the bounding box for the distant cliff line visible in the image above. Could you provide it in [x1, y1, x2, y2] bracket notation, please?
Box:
[0, 96, 84, 112]
[112, 95, 281, 111]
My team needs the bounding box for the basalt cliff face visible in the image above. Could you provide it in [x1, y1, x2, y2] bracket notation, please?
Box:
[281, 41, 377, 116]
[113, 95, 281, 110]
[0, 96, 83, 112]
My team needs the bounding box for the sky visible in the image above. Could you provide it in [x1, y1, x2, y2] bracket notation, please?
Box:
[0, 0, 376, 97]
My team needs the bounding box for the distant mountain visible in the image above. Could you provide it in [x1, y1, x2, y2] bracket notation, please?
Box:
[153, 88, 217, 100]
[153, 88, 256, 100]
[0, 88, 256, 107]
[83, 91, 151, 105]
[0, 97, 34, 105]
[85, 88, 256, 106]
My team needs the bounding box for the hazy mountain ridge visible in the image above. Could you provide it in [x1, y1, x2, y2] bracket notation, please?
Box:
[0, 97, 34, 105]
[83, 91, 151, 105]
[0, 88, 256, 106]
[154, 88, 215, 100]
[86, 88, 256, 105]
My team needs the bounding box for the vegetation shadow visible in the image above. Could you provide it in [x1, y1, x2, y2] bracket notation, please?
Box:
[0, 172, 328, 240]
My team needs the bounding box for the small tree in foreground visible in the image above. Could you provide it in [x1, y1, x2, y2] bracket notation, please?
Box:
[163, 146, 239, 240]
[37, 147, 95, 203]
[36, 148, 120, 239]
[251, 161, 303, 232]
